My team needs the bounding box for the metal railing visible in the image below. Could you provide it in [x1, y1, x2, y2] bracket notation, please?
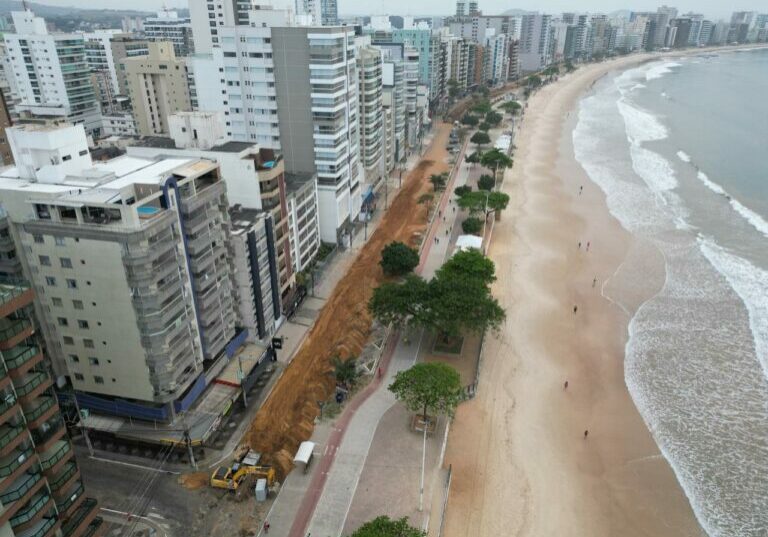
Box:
[0, 446, 33, 477]
[39, 441, 70, 471]
[55, 482, 83, 513]
[3, 345, 39, 371]
[14, 371, 49, 397]
[23, 396, 55, 424]
[0, 423, 24, 449]
[48, 462, 77, 491]
[0, 319, 32, 343]
[10, 493, 50, 526]
[61, 498, 97, 537]
[0, 470, 41, 504]
[0, 278, 31, 308]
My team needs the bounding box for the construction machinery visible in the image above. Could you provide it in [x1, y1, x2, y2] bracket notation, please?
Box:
[210, 449, 276, 491]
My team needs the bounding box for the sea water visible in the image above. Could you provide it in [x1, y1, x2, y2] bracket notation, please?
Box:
[573, 48, 768, 537]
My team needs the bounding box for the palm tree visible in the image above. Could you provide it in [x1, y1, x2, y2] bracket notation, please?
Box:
[331, 355, 360, 389]
[480, 148, 513, 181]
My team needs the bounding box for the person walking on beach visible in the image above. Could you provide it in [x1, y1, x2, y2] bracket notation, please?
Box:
[579, 185, 583, 195]
[578, 241, 581, 249]
[263, 521, 270, 534]
[584, 430, 589, 439]
[586, 241, 591, 251]
[573, 305, 578, 314]
[564, 380, 569, 390]
[593, 277, 598, 288]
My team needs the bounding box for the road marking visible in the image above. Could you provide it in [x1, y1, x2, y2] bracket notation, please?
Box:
[89, 456, 181, 475]
[147, 512, 166, 520]
[100, 507, 170, 537]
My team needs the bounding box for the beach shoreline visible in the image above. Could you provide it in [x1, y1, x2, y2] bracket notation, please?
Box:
[442, 54, 708, 537]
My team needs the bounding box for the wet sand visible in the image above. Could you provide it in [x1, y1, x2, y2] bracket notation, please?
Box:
[442, 56, 705, 537]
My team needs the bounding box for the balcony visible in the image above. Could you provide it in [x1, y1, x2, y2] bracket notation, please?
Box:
[14, 516, 58, 537]
[39, 440, 72, 474]
[0, 471, 45, 526]
[62, 498, 99, 537]
[0, 446, 34, 478]
[49, 462, 79, 493]
[0, 318, 34, 351]
[55, 481, 84, 517]
[0, 422, 26, 456]
[10, 492, 53, 531]
[32, 418, 65, 453]
[5, 345, 44, 376]
[0, 395, 20, 426]
[0, 279, 34, 318]
[14, 371, 53, 403]
[22, 396, 58, 429]
[82, 517, 104, 537]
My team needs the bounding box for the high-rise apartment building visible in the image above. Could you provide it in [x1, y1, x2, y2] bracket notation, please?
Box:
[380, 51, 406, 169]
[481, 30, 508, 85]
[519, 13, 552, 72]
[122, 42, 192, 136]
[0, 278, 104, 537]
[3, 11, 101, 134]
[389, 29, 442, 103]
[143, 9, 195, 58]
[84, 33, 148, 101]
[189, 0, 258, 55]
[295, 0, 339, 26]
[0, 91, 11, 166]
[356, 43, 384, 193]
[0, 123, 237, 418]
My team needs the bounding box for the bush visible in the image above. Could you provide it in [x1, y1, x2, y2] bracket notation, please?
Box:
[460, 114, 479, 127]
[470, 131, 491, 146]
[462, 217, 483, 234]
[454, 185, 472, 197]
[478, 122, 492, 132]
[380, 241, 420, 276]
[477, 174, 495, 191]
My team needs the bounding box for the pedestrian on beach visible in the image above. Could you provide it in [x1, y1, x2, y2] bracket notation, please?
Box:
[439, 210, 442, 217]
[592, 277, 597, 288]
[564, 380, 569, 390]
[573, 305, 578, 314]
[584, 430, 589, 439]
[587, 241, 591, 251]
[263, 521, 270, 534]
[446, 229, 449, 236]
[579, 185, 583, 195]
[578, 241, 581, 249]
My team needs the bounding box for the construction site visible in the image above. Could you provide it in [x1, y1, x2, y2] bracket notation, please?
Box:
[240, 122, 452, 479]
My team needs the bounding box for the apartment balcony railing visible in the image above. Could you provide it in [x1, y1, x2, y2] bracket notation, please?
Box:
[0, 278, 32, 311]
[4, 345, 42, 373]
[39, 440, 71, 472]
[55, 481, 84, 514]
[16, 516, 57, 537]
[0, 446, 33, 477]
[61, 498, 99, 537]
[14, 371, 51, 398]
[0, 422, 25, 451]
[0, 470, 42, 505]
[22, 396, 57, 427]
[0, 318, 33, 347]
[48, 461, 78, 492]
[10, 492, 51, 527]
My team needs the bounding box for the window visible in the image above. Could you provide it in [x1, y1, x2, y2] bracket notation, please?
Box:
[89, 357, 99, 366]
[69, 354, 80, 363]
[62, 154, 71, 161]
[57, 317, 68, 327]
[73, 300, 83, 310]
[94, 376, 104, 384]
[33, 234, 44, 244]
[74, 373, 84, 381]
[45, 276, 56, 287]
[77, 320, 89, 329]
[66, 279, 77, 289]
[54, 236, 65, 246]
[51, 297, 63, 307]
[63, 336, 74, 345]
[78, 149, 88, 156]
[60, 257, 72, 268]
[83, 338, 94, 348]
[38, 255, 51, 266]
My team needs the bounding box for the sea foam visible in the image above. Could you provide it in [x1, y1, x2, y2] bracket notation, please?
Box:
[645, 61, 682, 81]
[695, 172, 768, 238]
[676, 150, 691, 162]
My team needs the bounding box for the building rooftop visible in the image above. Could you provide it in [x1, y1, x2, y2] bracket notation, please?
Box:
[285, 172, 316, 194]
[208, 141, 260, 153]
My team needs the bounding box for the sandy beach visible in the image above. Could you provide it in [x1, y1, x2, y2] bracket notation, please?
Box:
[442, 56, 707, 537]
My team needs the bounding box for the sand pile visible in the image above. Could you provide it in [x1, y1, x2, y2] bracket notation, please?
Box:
[244, 124, 452, 479]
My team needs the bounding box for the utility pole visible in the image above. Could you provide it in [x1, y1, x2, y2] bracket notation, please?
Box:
[182, 416, 197, 470]
[69, 392, 94, 457]
[238, 354, 248, 407]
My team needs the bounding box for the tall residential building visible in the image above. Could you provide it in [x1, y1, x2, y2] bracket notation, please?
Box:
[456, 0, 468, 17]
[447, 15, 517, 43]
[122, 42, 192, 136]
[655, 6, 678, 47]
[380, 51, 406, 169]
[519, 13, 553, 72]
[127, 111, 311, 309]
[670, 18, 693, 48]
[387, 29, 442, 103]
[357, 43, 384, 194]
[84, 33, 148, 100]
[189, 0, 257, 55]
[0, 90, 11, 165]
[193, 6, 362, 244]
[0, 279, 104, 537]
[3, 11, 101, 134]
[143, 10, 195, 58]
[481, 30, 508, 86]
[295, 0, 339, 26]
[0, 123, 237, 418]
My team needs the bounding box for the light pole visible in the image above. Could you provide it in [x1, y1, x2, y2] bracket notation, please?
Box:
[418, 416, 428, 512]
[238, 354, 247, 407]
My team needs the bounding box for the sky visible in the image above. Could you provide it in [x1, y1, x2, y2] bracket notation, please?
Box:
[32, 0, 765, 21]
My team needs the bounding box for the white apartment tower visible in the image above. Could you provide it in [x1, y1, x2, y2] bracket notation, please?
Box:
[357, 42, 385, 194]
[189, 0, 259, 55]
[3, 11, 101, 133]
[519, 13, 553, 72]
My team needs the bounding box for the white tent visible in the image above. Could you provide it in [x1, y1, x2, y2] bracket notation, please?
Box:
[455, 234, 483, 252]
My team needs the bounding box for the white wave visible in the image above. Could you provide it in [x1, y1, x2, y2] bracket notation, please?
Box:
[630, 144, 678, 192]
[661, 91, 670, 99]
[617, 99, 668, 142]
[695, 172, 768, 237]
[645, 61, 682, 81]
[631, 83, 647, 91]
[676, 150, 691, 162]
[700, 238, 768, 378]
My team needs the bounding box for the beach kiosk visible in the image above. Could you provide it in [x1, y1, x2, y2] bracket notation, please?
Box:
[294, 441, 316, 474]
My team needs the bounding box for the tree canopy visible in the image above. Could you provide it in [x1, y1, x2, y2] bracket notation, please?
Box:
[472, 98, 492, 114]
[485, 110, 503, 126]
[465, 151, 482, 165]
[460, 114, 479, 127]
[477, 174, 495, 191]
[447, 78, 460, 98]
[369, 249, 505, 337]
[477, 121, 492, 132]
[470, 131, 491, 147]
[454, 185, 472, 197]
[429, 172, 448, 191]
[348, 516, 426, 537]
[500, 100, 522, 114]
[480, 148, 513, 175]
[461, 216, 483, 235]
[456, 190, 510, 219]
[380, 241, 420, 277]
[331, 355, 360, 390]
[389, 363, 463, 422]
[527, 75, 542, 88]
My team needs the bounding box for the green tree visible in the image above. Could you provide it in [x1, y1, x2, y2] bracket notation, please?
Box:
[500, 100, 522, 114]
[389, 363, 463, 422]
[477, 121, 492, 132]
[477, 174, 495, 191]
[348, 516, 426, 537]
[527, 75, 542, 88]
[447, 79, 460, 99]
[485, 110, 503, 126]
[380, 241, 419, 277]
[470, 131, 491, 147]
[429, 172, 447, 191]
[456, 191, 510, 219]
[417, 193, 434, 205]
[565, 60, 576, 72]
[331, 355, 360, 390]
[461, 216, 483, 234]
[480, 148, 513, 177]
[438, 248, 496, 287]
[368, 275, 430, 328]
[454, 185, 472, 197]
[460, 114, 479, 127]
[472, 99, 492, 115]
[465, 151, 482, 166]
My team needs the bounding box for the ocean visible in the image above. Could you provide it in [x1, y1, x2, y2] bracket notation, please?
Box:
[573, 48, 768, 537]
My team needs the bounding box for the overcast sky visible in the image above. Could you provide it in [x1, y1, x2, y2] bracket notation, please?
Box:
[35, 0, 764, 21]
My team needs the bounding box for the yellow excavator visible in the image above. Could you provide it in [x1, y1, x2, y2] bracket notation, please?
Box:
[210, 449, 276, 491]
